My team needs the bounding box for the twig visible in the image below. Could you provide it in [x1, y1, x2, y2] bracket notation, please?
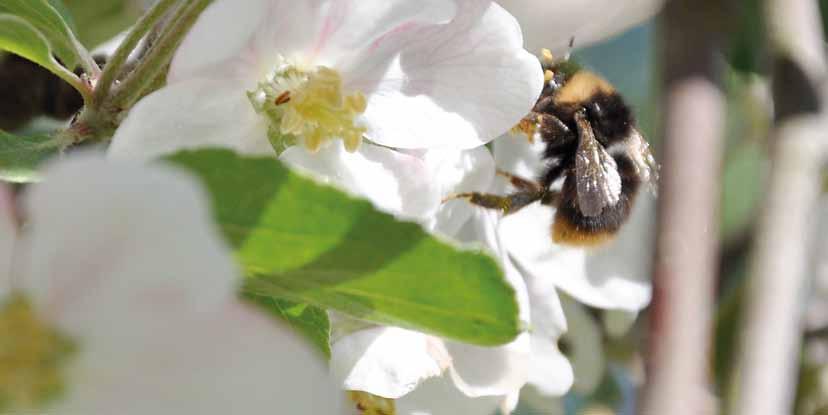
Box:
[730, 0, 828, 413]
[640, 1, 727, 414]
[92, 0, 181, 106]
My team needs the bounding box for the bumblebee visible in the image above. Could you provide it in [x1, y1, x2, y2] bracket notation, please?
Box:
[453, 50, 658, 247]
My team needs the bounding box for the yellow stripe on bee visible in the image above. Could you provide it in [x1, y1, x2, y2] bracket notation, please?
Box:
[552, 215, 617, 247]
[554, 71, 616, 106]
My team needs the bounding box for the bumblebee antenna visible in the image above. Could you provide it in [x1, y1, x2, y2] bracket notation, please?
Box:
[563, 36, 575, 61]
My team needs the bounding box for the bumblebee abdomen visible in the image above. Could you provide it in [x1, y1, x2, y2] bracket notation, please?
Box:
[552, 190, 633, 247]
[552, 156, 641, 247]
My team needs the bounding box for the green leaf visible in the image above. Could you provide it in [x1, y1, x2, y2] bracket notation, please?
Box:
[61, 0, 144, 48]
[168, 149, 520, 346]
[0, 0, 87, 69]
[0, 130, 62, 183]
[245, 294, 331, 359]
[0, 14, 80, 88]
[46, 0, 77, 34]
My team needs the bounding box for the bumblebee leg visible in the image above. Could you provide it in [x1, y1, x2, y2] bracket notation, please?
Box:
[538, 113, 577, 149]
[444, 190, 544, 215]
[496, 169, 543, 193]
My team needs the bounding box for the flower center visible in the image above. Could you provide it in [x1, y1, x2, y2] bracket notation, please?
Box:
[248, 56, 367, 153]
[349, 391, 396, 415]
[0, 294, 75, 411]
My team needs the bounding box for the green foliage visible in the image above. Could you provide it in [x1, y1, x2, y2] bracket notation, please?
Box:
[61, 0, 144, 48]
[0, 131, 62, 183]
[727, 0, 765, 74]
[0, 0, 86, 69]
[0, 15, 79, 87]
[167, 149, 521, 346]
[244, 294, 331, 359]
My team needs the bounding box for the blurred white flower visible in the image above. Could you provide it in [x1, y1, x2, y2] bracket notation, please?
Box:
[0, 155, 341, 414]
[497, 0, 665, 56]
[109, 0, 542, 161]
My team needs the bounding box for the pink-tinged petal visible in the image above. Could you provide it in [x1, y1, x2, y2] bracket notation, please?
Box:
[17, 154, 237, 337]
[331, 326, 449, 399]
[312, 0, 456, 67]
[108, 79, 271, 162]
[0, 184, 15, 297]
[560, 298, 604, 395]
[57, 302, 342, 414]
[395, 376, 503, 415]
[421, 146, 496, 236]
[280, 142, 440, 219]
[528, 334, 574, 397]
[344, 0, 543, 150]
[498, 0, 664, 56]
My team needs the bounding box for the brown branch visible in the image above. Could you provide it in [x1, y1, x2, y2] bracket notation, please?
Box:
[730, 0, 828, 413]
[640, 1, 727, 414]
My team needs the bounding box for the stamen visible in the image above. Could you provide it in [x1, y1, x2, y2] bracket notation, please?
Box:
[0, 295, 75, 411]
[248, 56, 367, 153]
[349, 391, 396, 415]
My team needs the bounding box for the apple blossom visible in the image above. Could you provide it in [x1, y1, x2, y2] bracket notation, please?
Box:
[108, 0, 543, 161]
[0, 155, 341, 414]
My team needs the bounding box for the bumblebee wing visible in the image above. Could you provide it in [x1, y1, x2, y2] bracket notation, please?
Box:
[627, 128, 660, 195]
[574, 112, 622, 217]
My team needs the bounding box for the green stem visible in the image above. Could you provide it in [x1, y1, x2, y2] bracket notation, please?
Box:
[92, 0, 182, 106]
[108, 0, 212, 110]
[55, 69, 93, 105]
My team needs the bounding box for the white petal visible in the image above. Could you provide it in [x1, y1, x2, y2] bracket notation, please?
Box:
[444, 333, 530, 398]
[331, 326, 448, 399]
[0, 184, 15, 298]
[528, 334, 574, 397]
[346, 0, 543, 150]
[500, 202, 650, 311]
[523, 265, 572, 397]
[314, 0, 456, 68]
[280, 142, 440, 220]
[169, 0, 326, 83]
[560, 297, 604, 395]
[108, 79, 271, 162]
[168, 0, 268, 82]
[395, 376, 503, 415]
[492, 132, 547, 186]
[57, 302, 342, 414]
[523, 263, 568, 345]
[422, 146, 496, 237]
[16, 154, 237, 336]
[498, 0, 665, 56]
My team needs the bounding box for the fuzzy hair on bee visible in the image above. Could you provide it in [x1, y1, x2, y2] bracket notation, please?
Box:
[449, 49, 658, 247]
